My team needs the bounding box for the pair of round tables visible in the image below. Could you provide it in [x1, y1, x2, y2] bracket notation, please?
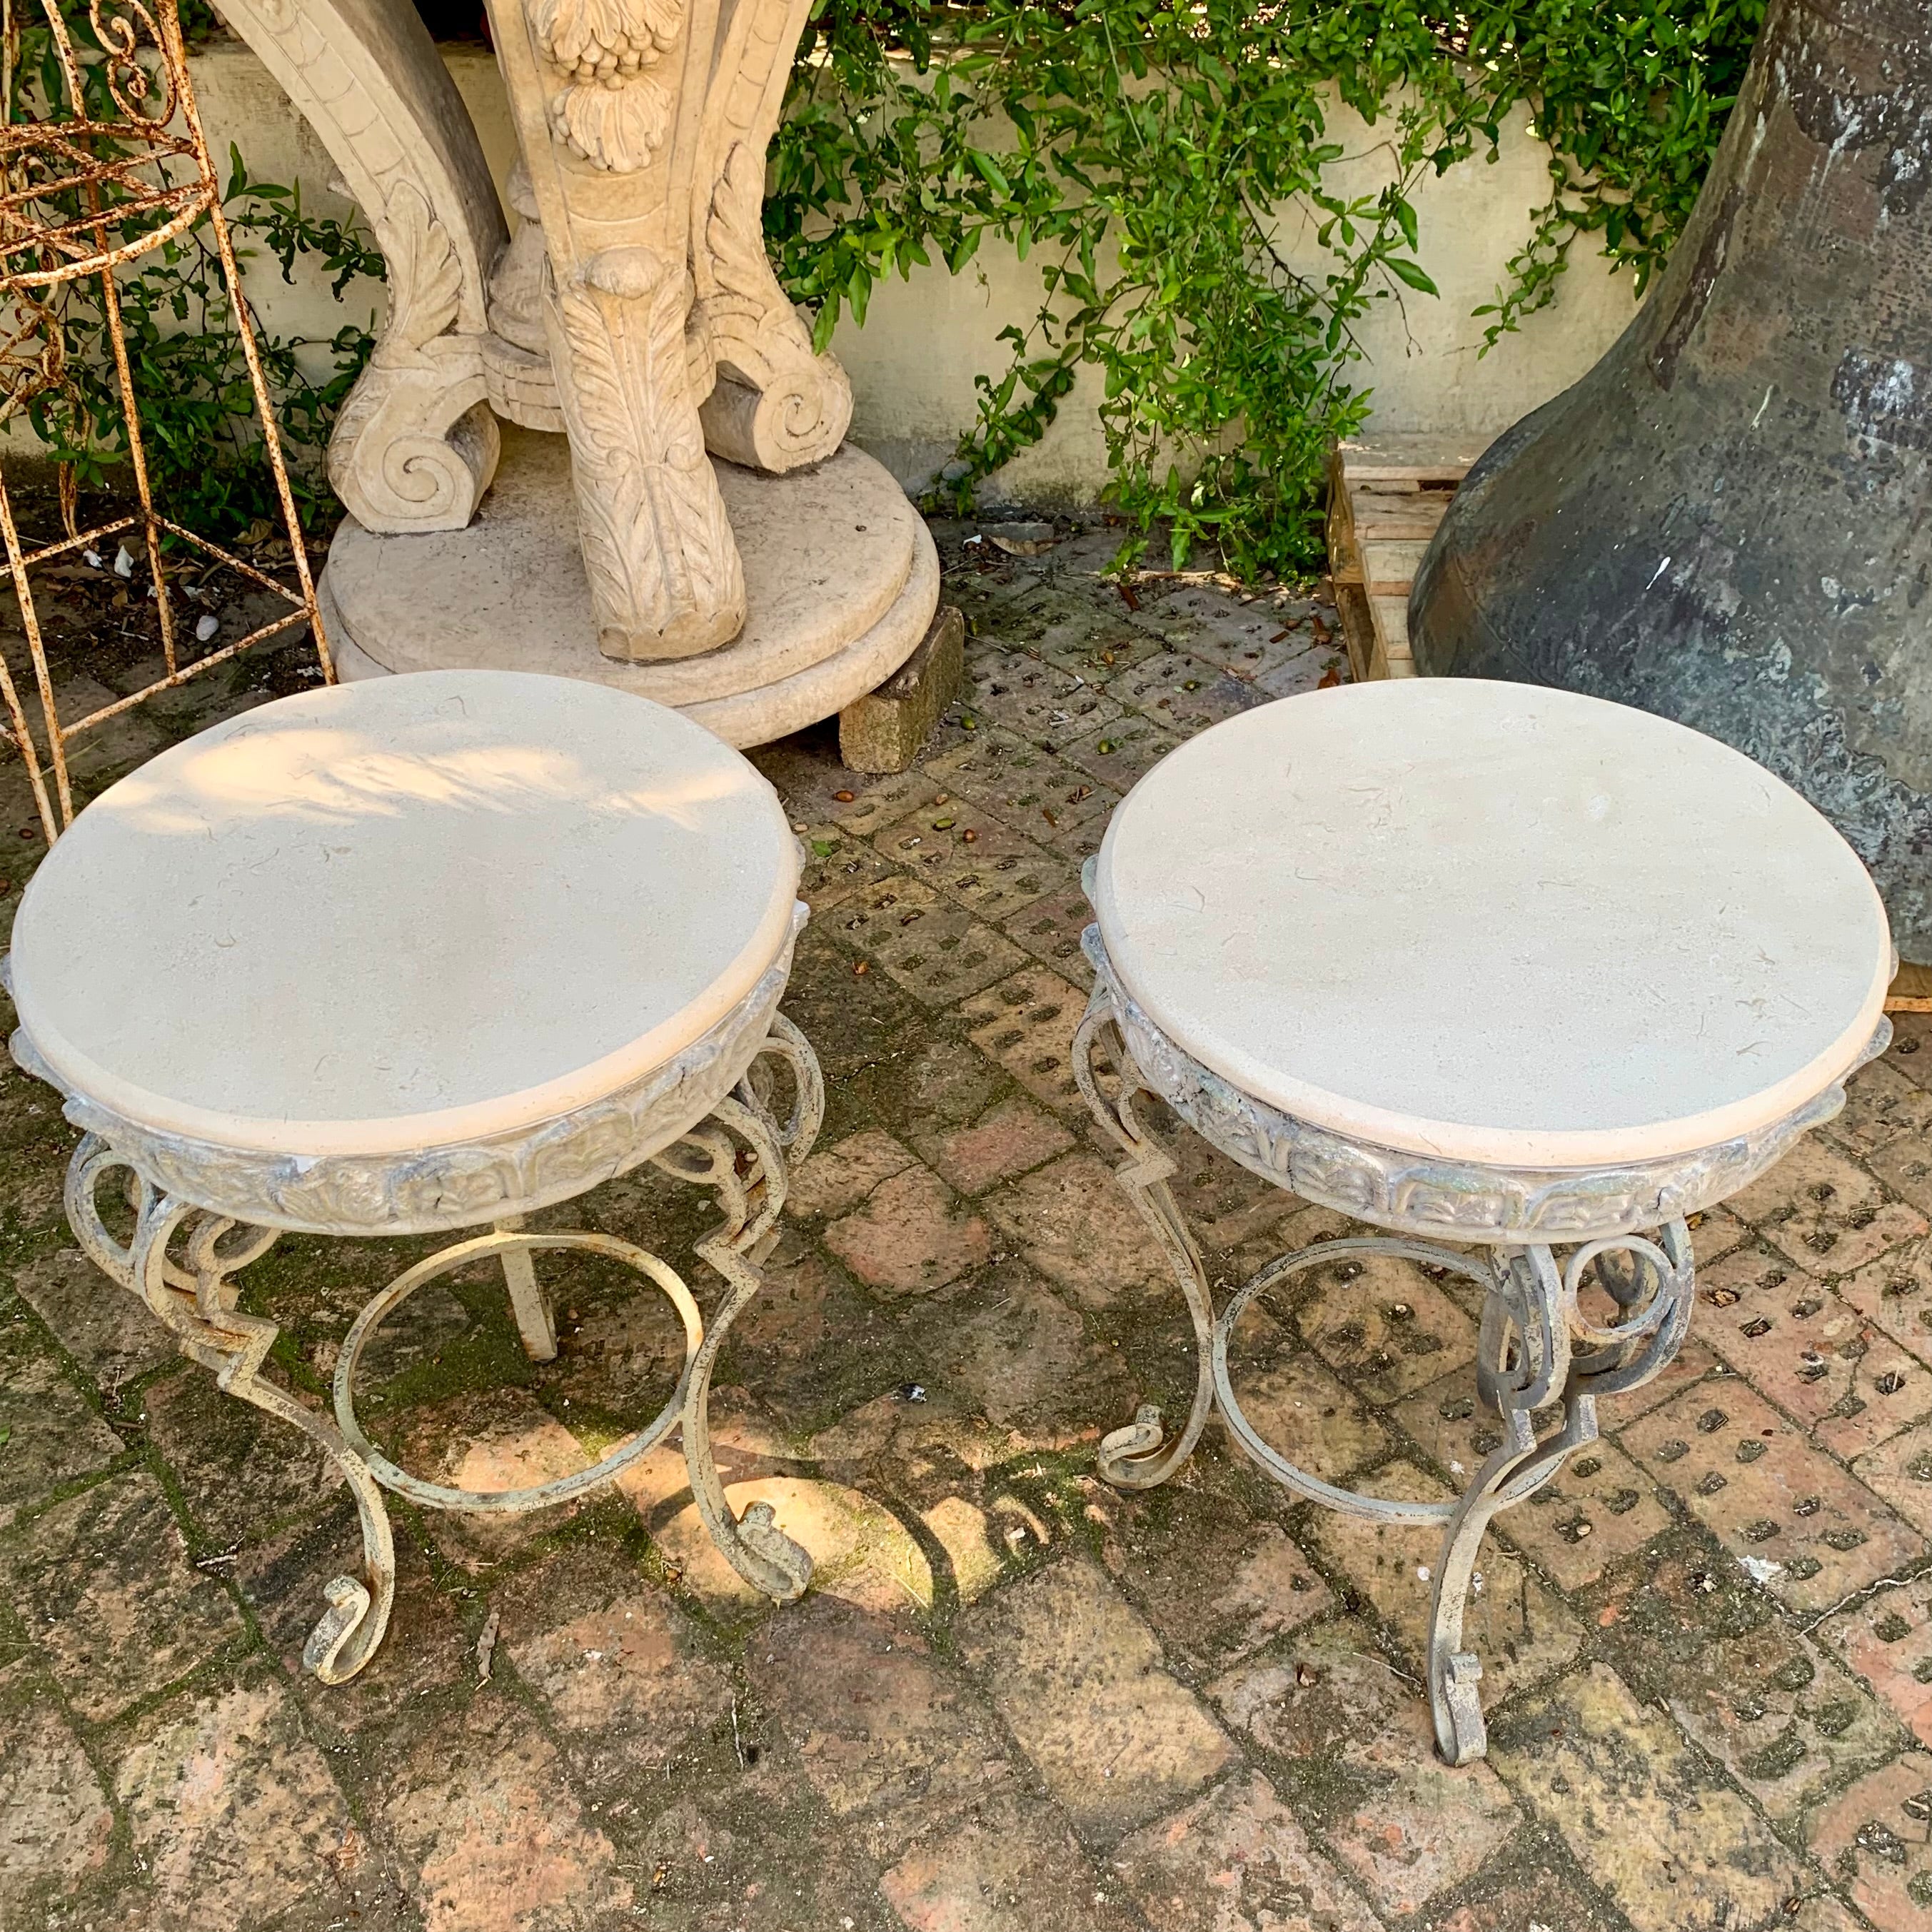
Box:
[9, 669, 1891, 1764]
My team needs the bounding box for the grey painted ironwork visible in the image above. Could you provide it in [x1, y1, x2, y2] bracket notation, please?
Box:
[1075, 923, 1876, 1765]
[51, 1009, 825, 1684]
[13, 906, 808, 1239]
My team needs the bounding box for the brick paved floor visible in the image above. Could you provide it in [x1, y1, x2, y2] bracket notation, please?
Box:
[2, 519, 1931, 1932]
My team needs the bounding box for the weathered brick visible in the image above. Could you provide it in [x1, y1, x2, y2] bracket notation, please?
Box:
[1838, 1236, 1932, 1370]
[1002, 886, 1100, 985]
[1727, 1138, 1927, 1274]
[379, 1691, 631, 1930]
[915, 1093, 1075, 1196]
[496, 1547, 732, 1793]
[1111, 1771, 1382, 1932]
[1819, 1576, 1932, 1749]
[1623, 1381, 1928, 1613]
[1117, 1488, 1334, 1674]
[831, 875, 1031, 1005]
[786, 1127, 920, 1219]
[1, 1471, 242, 1723]
[751, 1596, 1014, 1863]
[1207, 1616, 1519, 1918]
[110, 1674, 366, 1932]
[824, 1163, 992, 1296]
[1827, 1057, 1932, 1159]
[1302, 1461, 1582, 1702]
[650, 1474, 934, 1616]
[1394, 1370, 1670, 1590]
[0, 1307, 125, 1530]
[965, 646, 1122, 742]
[982, 1152, 1169, 1307]
[962, 966, 1090, 1115]
[921, 1264, 1132, 1437]
[960, 1559, 1234, 1841]
[881, 1791, 1139, 1932]
[1289, 1248, 1478, 1404]
[1806, 1756, 1932, 1932]
[140, 1367, 346, 1550]
[1651, 1615, 1905, 1820]
[1220, 1346, 1394, 1486]
[1489, 1664, 1808, 1932]
[14, 1247, 173, 1386]
[872, 807, 1065, 922]
[0, 1661, 114, 1918]
[1693, 1244, 1932, 1457]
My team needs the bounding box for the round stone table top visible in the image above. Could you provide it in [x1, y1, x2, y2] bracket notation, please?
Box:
[11, 671, 800, 1159]
[1092, 679, 1892, 1169]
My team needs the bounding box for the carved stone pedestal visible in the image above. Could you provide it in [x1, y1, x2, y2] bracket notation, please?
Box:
[320, 425, 940, 748]
[217, 0, 938, 743]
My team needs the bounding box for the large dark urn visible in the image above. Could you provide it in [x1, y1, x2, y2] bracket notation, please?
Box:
[1410, 0, 1932, 956]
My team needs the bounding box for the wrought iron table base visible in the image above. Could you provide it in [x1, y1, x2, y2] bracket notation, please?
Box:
[1075, 993, 1706, 1766]
[58, 1019, 823, 1686]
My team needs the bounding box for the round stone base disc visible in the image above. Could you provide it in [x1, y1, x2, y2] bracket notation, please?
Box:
[320, 425, 940, 748]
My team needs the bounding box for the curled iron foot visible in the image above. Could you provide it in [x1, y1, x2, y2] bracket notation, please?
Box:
[1432, 1650, 1488, 1765]
[729, 1499, 812, 1601]
[1098, 1404, 1172, 1486]
[301, 1571, 391, 1685]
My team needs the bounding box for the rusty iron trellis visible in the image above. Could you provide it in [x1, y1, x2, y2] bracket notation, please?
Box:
[0, 0, 330, 845]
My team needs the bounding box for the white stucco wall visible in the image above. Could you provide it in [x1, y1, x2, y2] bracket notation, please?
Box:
[83, 41, 1646, 502]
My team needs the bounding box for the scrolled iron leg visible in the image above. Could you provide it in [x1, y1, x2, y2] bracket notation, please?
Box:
[1422, 1231, 1696, 1763]
[1074, 998, 1217, 1489]
[1424, 1394, 1596, 1764]
[651, 1032, 822, 1601]
[63, 1138, 398, 1683]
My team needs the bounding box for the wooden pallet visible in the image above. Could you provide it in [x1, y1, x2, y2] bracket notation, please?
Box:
[1324, 436, 1480, 683]
[1323, 433, 1927, 1018]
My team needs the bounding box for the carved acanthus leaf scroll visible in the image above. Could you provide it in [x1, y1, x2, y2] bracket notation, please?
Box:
[215, 0, 506, 533]
[547, 244, 745, 658]
[548, 73, 675, 171]
[380, 178, 467, 356]
[328, 181, 499, 532]
[532, 0, 683, 72]
[694, 138, 851, 470]
[535, 0, 686, 171]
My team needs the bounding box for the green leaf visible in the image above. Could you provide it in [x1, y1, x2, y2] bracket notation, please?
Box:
[1385, 256, 1439, 296]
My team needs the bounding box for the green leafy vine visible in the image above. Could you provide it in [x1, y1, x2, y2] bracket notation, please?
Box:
[770, 0, 1766, 576]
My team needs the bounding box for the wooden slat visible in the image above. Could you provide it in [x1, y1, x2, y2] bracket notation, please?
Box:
[1327, 438, 1469, 682]
[1887, 961, 1932, 1013]
[1367, 593, 1414, 680]
[1349, 485, 1451, 543]
[1335, 581, 1375, 683]
[1335, 433, 1484, 484]
[1358, 538, 1430, 596]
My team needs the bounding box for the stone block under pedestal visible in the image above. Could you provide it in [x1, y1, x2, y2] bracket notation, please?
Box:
[839, 606, 965, 775]
[318, 426, 940, 751]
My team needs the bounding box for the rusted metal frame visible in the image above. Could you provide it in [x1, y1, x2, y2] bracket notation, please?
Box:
[151, 514, 310, 599]
[0, 466, 66, 830]
[2, 188, 207, 281]
[0, 0, 331, 840]
[50, 602, 311, 736]
[0, 506, 138, 571]
[167, 1, 329, 680]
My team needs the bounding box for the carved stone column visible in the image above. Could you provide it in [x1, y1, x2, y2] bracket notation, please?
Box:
[214, 0, 506, 533]
[482, 0, 746, 661]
